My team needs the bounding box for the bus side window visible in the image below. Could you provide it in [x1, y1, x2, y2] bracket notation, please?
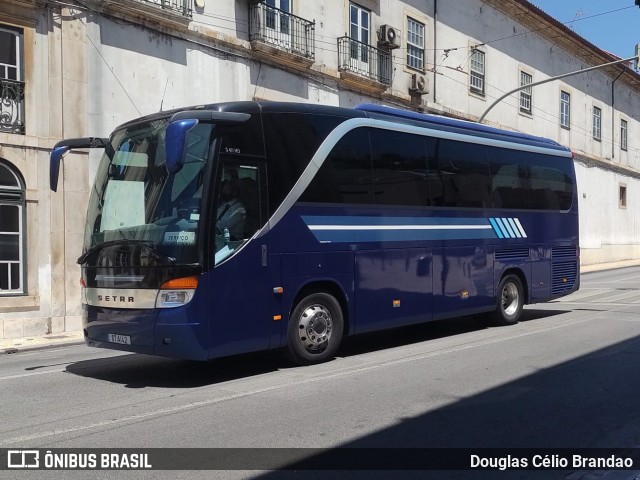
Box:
[264, 113, 349, 211]
[370, 129, 430, 207]
[530, 166, 562, 210]
[435, 139, 491, 208]
[301, 128, 373, 204]
[489, 147, 530, 209]
[425, 137, 444, 206]
[236, 175, 259, 238]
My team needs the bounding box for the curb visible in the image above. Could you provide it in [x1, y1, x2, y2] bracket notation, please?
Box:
[581, 260, 640, 274]
[1, 337, 85, 355]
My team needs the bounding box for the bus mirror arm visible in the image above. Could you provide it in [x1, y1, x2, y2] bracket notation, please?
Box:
[49, 137, 109, 192]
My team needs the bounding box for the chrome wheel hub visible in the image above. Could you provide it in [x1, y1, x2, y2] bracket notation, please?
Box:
[298, 304, 333, 352]
[501, 283, 519, 316]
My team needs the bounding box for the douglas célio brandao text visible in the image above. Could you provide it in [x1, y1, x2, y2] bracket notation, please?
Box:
[470, 454, 634, 470]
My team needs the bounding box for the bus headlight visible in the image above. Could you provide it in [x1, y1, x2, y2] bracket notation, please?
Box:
[156, 290, 194, 308]
[156, 276, 198, 309]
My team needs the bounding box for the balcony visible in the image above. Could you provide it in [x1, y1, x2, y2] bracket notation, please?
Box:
[0, 78, 25, 135]
[137, 0, 192, 17]
[249, 2, 315, 70]
[89, 0, 193, 31]
[337, 36, 391, 94]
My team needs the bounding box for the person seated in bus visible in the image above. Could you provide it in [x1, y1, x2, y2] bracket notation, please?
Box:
[216, 169, 246, 241]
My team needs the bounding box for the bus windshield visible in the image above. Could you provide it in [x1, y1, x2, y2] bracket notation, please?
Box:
[83, 119, 214, 265]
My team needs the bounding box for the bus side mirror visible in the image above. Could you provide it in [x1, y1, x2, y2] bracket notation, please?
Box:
[165, 119, 198, 174]
[49, 137, 109, 192]
[50, 145, 70, 192]
[165, 110, 251, 174]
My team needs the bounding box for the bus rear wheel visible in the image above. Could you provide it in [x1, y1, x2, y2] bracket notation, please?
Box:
[287, 292, 344, 365]
[490, 274, 524, 326]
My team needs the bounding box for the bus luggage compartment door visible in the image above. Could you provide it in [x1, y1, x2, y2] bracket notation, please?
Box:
[354, 249, 432, 334]
[432, 246, 494, 320]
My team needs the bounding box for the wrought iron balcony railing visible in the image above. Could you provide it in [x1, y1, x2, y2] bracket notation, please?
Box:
[137, 0, 192, 17]
[249, 2, 315, 60]
[0, 78, 25, 135]
[337, 36, 392, 85]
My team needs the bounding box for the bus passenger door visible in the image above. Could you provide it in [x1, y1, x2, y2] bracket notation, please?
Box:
[206, 161, 272, 358]
[354, 248, 433, 334]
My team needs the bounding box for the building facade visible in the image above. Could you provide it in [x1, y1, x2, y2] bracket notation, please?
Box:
[0, 0, 639, 338]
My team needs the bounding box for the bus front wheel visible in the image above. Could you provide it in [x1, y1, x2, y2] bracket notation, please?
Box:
[491, 274, 524, 326]
[287, 292, 344, 365]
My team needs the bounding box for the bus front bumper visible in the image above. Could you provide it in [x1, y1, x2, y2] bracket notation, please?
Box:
[83, 304, 208, 361]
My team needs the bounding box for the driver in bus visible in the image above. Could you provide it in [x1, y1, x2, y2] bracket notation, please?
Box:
[216, 169, 246, 241]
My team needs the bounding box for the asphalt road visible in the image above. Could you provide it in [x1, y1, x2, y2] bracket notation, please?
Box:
[2, 267, 640, 480]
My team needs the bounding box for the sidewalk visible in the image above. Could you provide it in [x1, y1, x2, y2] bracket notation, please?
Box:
[1, 329, 85, 354]
[2, 259, 640, 355]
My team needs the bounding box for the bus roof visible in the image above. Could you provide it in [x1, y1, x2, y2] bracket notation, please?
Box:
[355, 103, 569, 153]
[115, 101, 569, 154]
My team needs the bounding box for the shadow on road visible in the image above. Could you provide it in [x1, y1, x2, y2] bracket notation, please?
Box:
[246, 332, 640, 480]
[64, 308, 568, 389]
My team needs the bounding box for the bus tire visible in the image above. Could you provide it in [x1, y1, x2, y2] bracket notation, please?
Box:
[287, 292, 344, 365]
[491, 274, 524, 326]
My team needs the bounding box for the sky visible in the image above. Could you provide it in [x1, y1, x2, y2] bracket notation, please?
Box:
[528, 0, 640, 59]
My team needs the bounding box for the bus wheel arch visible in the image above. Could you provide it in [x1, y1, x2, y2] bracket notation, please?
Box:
[286, 282, 348, 365]
[491, 269, 527, 326]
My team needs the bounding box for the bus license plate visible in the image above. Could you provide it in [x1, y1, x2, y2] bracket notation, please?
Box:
[108, 334, 131, 345]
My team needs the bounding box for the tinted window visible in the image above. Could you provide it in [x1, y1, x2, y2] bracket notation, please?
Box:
[488, 147, 530, 209]
[216, 115, 264, 158]
[371, 129, 430, 206]
[263, 113, 348, 211]
[433, 139, 491, 208]
[529, 155, 574, 210]
[488, 148, 574, 211]
[301, 128, 373, 204]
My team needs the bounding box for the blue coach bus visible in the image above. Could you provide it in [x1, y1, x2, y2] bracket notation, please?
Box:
[49, 101, 579, 364]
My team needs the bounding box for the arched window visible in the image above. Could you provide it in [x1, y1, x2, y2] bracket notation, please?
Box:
[0, 160, 25, 295]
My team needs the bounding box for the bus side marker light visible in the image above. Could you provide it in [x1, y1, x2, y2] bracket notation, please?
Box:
[460, 290, 469, 300]
[273, 287, 283, 294]
[273, 315, 282, 321]
[160, 276, 199, 289]
[393, 299, 401, 308]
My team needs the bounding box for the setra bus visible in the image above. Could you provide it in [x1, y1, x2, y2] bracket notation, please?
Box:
[49, 101, 579, 364]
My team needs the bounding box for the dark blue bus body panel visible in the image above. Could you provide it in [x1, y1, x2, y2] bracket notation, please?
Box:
[354, 248, 433, 334]
[83, 240, 274, 361]
[84, 305, 158, 356]
[267, 203, 579, 341]
[84, 294, 211, 361]
[203, 240, 273, 359]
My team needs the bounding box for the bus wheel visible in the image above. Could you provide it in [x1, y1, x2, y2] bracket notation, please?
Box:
[287, 292, 344, 365]
[491, 274, 524, 326]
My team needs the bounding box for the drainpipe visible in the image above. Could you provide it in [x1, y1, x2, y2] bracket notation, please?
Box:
[432, 0, 437, 105]
[611, 70, 624, 160]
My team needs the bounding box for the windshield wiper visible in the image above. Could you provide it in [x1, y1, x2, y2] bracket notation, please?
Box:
[77, 239, 176, 265]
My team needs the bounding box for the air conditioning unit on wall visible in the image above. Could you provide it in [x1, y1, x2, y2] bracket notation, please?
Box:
[409, 73, 428, 94]
[378, 25, 401, 49]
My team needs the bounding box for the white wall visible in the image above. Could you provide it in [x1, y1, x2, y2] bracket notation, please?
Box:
[576, 163, 640, 264]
